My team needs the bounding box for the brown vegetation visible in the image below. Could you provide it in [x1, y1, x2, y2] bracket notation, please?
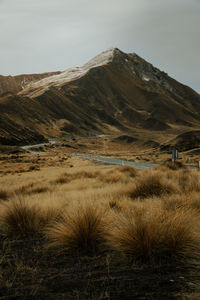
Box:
[130, 172, 177, 199]
[46, 203, 107, 253]
[0, 198, 61, 238]
[1, 48, 200, 146]
[162, 160, 186, 170]
[0, 189, 8, 200]
[108, 206, 200, 263]
[1, 156, 200, 298]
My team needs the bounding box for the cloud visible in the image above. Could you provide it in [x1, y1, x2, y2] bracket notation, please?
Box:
[0, 0, 199, 92]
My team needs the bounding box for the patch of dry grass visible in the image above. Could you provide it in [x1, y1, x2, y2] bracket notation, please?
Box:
[14, 183, 49, 196]
[109, 200, 122, 211]
[178, 170, 200, 193]
[99, 170, 127, 183]
[116, 166, 137, 177]
[1, 159, 200, 267]
[107, 205, 200, 263]
[54, 173, 71, 184]
[0, 189, 8, 200]
[46, 202, 107, 253]
[162, 161, 186, 170]
[0, 198, 61, 238]
[54, 170, 101, 185]
[130, 172, 178, 199]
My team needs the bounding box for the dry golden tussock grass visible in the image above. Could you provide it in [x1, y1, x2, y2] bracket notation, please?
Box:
[107, 205, 200, 263]
[130, 172, 178, 199]
[109, 200, 122, 211]
[53, 167, 136, 186]
[162, 161, 186, 170]
[0, 198, 61, 238]
[100, 166, 137, 184]
[0, 189, 9, 200]
[0, 160, 200, 265]
[116, 166, 138, 177]
[99, 170, 127, 184]
[54, 170, 101, 185]
[178, 170, 200, 193]
[14, 183, 49, 196]
[162, 192, 200, 214]
[46, 202, 107, 253]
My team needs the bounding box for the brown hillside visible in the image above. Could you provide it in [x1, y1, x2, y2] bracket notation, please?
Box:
[0, 71, 61, 96]
[0, 48, 200, 145]
[160, 130, 200, 152]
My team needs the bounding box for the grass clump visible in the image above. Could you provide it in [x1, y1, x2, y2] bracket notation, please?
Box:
[54, 173, 71, 184]
[100, 171, 125, 183]
[178, 170, 200, 193]
[46, 203, 106, 254]
[163, 161, 185, 170]
[109, 200, 122, 211]
[54, 170, 100, 185]
[108, 206, 200, 263]
[130, 173, 177, 199]
[0, 199, 60, 238]
[14, 183, 49, 196]
[117, 166, 137, 178]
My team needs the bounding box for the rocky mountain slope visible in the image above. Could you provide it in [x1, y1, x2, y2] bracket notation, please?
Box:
[0, 72, 60, 97]
[0, 48, 199, 145]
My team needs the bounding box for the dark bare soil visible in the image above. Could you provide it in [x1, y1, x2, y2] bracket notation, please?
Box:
[0, 234, 199, 299]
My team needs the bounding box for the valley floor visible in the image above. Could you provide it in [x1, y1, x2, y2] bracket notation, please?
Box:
[0, 141, 200, 299]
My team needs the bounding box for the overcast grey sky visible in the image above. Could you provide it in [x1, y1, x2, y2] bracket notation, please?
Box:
[0, 0, 199, 92]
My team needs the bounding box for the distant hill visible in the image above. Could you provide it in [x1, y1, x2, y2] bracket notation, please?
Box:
[0, 72, 60, 96]
[0, 48, 199, 145]
[160, 130, 200, 152]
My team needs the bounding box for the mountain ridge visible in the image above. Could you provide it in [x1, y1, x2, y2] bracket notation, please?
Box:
[0, 71, 61, 97]
[0, 48, 200, 146]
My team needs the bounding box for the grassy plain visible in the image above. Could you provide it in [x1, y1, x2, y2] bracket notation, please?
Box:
[0, 139, 200, 299]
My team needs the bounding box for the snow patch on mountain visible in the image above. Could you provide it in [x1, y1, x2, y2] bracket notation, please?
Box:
[20, 48, 117, 98]
[143, 76, 150, 82]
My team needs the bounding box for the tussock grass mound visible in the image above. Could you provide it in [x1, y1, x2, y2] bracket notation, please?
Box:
[54, 173, 71, 184]
[163, 161, 186, 170]
[178, 170, 200, 193]
[117, 166, 137, 178]
[54, 170, 101, 185]
[54, 168, 136, 186]
[46, 203, 107, 253]
[99, 166, 137, 184]
[130, 173, 177, 199]
[99, 170, 126, 183]
[109, 200, 122, 211]
[14, 183, 49, 196]
[108, 206, 200, 263]
[0, 199, 61, 238]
